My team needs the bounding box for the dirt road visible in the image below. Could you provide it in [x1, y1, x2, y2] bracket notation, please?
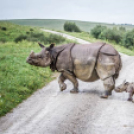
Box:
[0, 30, 134, 134]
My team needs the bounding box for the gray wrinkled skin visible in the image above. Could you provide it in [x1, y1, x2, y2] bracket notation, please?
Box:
[26, 42, 121, 98]
[114, 80, 134, 102]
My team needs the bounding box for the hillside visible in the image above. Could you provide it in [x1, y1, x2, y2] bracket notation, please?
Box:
[5, 19, 134, 32]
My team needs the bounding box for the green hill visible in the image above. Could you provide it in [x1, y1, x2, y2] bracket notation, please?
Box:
[5, 19, 134, 32]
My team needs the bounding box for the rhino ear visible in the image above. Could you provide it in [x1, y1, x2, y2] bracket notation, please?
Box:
[38, 42, 45, 48]
[50, 43, 55, 49]
[123, 79, 126, 84]
[125, 82, 129, 85]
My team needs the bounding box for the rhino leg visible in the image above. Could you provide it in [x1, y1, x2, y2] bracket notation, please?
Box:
[101, 76, 115, 98]
[58, 73, 67, 91]
[127, 92, 133, 102]
[63, 71, 79, 93]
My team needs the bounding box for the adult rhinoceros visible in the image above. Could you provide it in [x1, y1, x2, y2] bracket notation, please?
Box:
[26, 42, 122, 98]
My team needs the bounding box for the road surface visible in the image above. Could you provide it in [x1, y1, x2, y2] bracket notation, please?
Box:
[0, 30, 134, 134]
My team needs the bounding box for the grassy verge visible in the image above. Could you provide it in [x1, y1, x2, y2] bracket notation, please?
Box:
[0, 41, 52, 116]
[62, 31, 134, 56]
[0, 22, 76, 117]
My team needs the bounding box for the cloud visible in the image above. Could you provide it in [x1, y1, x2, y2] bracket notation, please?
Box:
[0, 0, 134, 24]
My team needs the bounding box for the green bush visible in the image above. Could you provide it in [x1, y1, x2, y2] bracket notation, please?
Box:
[91, 25, 107, 38]
[64, 22, 81, 32]
[119, 26, 126, 32]
[1, 26, 7, 31]
[14, 35, 27, 43]
[0, 38, 6, 43]
[14, 32, 66, 44]
[123, 29, 134, 48]
[91, 25, 122, 44]
[30, 28, 34, 32]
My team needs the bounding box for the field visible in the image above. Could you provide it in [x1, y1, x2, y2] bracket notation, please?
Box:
[0, 21, 75, 116]
[6, 19, 134, 32]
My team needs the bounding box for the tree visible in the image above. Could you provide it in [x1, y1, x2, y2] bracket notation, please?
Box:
[64, 22, 81, 32]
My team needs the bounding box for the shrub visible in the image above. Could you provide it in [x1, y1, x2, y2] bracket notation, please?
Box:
[123, 29, 134, 48]
[91, 25, 122, 43]
[14, 32, 66, 44]
[1, 27, 7, 31]
[119, 26, 126, 32]
[91, 25, 107, 38]
[0, 38, 6, 43]
[47, 34, 65, 44]
[14, 35, 27, 43]
[26, 31, 30, 34]
[30, 28, 34, 32]
[64, 22, 81, 32]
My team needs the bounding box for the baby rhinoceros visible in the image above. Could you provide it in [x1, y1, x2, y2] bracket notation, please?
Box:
[114, 80, 134, 102]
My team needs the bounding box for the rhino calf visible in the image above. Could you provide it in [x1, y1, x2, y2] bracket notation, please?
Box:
[26, 42, 121, 98]
[114, 80, 134, 102]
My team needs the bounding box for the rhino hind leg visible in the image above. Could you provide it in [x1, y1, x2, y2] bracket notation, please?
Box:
[127, 92, 133, 102]
[58, 73, 67, 91]
[63, 71, 79, 93]
[101, 76, 115, 98]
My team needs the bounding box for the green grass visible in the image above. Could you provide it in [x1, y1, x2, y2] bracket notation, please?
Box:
[62, 31, 134, 56]
[5, 19, 134, 32]
[0, 41, 54, 116]
[0, 22, 76, 117]
[0, 21, 40, 42]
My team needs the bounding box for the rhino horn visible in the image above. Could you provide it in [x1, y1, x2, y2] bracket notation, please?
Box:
[38, 42, 45, 48]
[30, 50, 34, 56]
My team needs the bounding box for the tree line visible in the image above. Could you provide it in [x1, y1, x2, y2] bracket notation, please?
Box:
[63, 21, 134, 49]
[91, 25, 134, 49]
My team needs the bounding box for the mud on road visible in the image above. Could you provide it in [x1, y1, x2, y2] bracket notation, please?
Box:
[0, 30, 134, 134]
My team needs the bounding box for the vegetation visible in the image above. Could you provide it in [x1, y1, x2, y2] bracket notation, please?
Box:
[6, 19, 134, 32]
[64, 21, 81, 32]
[91, 25, 134, 49]
[0, 21, 75, 117]
[14, 33, 65, 44]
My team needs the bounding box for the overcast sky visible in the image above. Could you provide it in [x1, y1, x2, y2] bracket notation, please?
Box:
[0, 0, 134, 24]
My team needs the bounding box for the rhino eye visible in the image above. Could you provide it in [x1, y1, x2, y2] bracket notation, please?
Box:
[38, 56, 43, 58]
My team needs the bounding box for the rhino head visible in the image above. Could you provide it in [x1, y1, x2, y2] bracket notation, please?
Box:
[26, 43, 55, 67]
[114, 80, 129, 92]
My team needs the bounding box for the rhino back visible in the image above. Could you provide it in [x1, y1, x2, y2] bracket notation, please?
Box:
[71, 43, 103, 81]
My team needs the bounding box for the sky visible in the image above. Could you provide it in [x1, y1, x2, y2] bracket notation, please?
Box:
[0, 0, 134, 24]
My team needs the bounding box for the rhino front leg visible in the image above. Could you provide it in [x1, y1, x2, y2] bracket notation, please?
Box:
[127, 92, 133, 102]
[63, 72, 79, 93]
[58, 73, 67, 91]
[101, 76, 115, 98]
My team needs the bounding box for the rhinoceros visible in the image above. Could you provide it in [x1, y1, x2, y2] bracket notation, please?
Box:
[26, 42, 122, 98]
[114, 80, 134, 102]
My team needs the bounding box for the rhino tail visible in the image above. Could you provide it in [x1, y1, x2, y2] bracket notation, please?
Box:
[114, 54, 122, 79]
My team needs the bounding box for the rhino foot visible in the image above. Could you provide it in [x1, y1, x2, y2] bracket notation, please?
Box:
[100, 91, 109, 99]
[127, 98, 133, 102]
[70, 88, 78, 93]
[60, 83, 67, 91]
[100, 94, 108, 99]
